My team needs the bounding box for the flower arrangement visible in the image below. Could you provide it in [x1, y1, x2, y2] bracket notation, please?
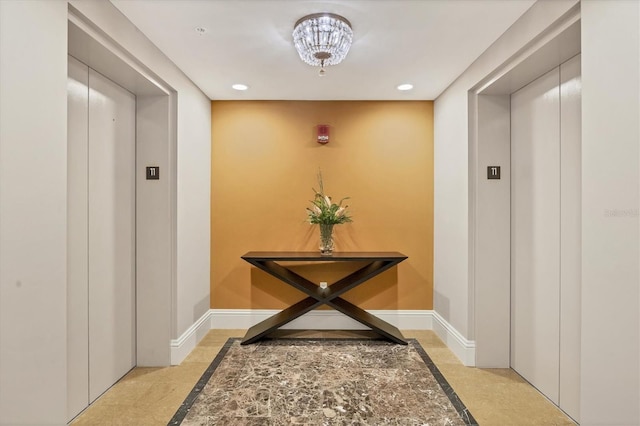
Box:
[306, 171, 352, 225]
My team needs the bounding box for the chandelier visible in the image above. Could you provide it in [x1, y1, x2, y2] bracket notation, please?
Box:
[292, 13, 353, 76]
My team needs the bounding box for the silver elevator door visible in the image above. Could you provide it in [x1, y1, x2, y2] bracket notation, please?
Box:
[67, 55, 136, 420]
[510, 55, 581, 421]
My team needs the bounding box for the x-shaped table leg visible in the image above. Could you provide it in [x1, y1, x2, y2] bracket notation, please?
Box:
[240, 258, 407, 345]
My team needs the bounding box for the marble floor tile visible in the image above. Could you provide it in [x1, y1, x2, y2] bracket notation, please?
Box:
[174, 339, 470, 425]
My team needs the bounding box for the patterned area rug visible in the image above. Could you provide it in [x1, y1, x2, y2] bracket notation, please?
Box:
[169, 338, 477, 425]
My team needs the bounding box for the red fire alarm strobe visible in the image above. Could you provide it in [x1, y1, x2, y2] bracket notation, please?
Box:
[317, 124, 330, 144]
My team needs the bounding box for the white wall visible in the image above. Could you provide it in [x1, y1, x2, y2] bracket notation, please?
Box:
[434, 0, 578, 338]
[473, 94, 510, 367]
[436, 0, 640, 422]
[0, 0, 211, 422]
[69, 1, 212, 339]
[0, 1, 69, 424]
[175, 90, 212, 336]
[581, 1, 639, 424]
[136, 95, 173, 366]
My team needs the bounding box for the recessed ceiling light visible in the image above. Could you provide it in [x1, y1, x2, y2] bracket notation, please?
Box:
[195, 27, 207, 34]
[232, 84, 249, 91]
[397, 83, 414, 91]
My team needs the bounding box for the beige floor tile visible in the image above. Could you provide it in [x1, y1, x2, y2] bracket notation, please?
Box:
[147, 362, 210, 384]
[197, 329, 244, 346]
[71, 402, 175, 426]
[91, 381, 156, 407]
[118, 366, 165, 383]
[182, 344, 226, 363]
[423, 346, 466, 364]
[134, 381, 196, 408]
[403, 329, 443, 342]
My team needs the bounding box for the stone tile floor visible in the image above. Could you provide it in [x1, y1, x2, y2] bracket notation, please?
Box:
[176, 338, 470, 425]
[71, 329, 576, 426]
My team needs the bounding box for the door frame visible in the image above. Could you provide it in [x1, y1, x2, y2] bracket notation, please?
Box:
[68, 7, 176, 367]
[468, 6, 580, 368]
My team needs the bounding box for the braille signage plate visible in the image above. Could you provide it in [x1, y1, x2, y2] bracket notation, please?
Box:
[146, 166, 159, 180]
[487, 166, 501, 179]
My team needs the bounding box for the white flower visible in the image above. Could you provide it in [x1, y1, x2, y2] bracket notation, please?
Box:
[306, 171, 352, 225]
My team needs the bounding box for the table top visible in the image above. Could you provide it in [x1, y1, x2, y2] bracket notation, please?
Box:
[241, 251, 408, 261]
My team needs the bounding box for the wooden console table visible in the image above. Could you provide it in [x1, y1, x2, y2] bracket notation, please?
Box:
[240, 251, 408, 345]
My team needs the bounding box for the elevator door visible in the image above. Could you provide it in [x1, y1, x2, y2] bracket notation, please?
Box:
[510, 55, 581, 421]
[67, 55, 136, 419]
[511, 65, 562, 404]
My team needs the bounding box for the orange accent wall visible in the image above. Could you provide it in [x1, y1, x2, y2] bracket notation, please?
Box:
[211, 101, 433, 310]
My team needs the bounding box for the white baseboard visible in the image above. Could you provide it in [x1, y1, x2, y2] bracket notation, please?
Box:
[432, 311, 476, 367]
[170, 311, 212, 365]
[171, 309, 476, 367]
[209, 309, 433, 331]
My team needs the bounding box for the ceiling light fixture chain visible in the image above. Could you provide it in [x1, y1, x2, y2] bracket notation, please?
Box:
[292, 12, 353, 76]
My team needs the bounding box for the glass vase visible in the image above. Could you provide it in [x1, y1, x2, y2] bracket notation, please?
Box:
[319, 223, 334, 256]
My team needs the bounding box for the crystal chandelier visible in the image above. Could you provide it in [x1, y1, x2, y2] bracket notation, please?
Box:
[292, 13, 353, 76]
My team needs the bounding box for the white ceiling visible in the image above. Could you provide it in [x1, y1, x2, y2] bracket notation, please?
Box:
[111, 0, 536, 101]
